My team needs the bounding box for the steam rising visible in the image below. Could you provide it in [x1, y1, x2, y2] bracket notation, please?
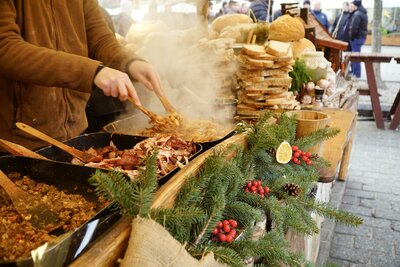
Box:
[125, 11, 238, 125]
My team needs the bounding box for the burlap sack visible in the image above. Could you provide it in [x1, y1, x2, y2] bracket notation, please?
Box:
[121, 217, 228, 267]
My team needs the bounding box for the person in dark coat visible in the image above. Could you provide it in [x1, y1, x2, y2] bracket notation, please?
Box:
[303, 0, 310, 9]
[312, 1, 330, 30]
[250, 0, 274, 22]
[332, 2, 352, 50]
[348, 0, 368, 78]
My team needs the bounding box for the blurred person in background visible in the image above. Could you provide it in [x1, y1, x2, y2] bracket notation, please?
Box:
[332, 1, 352, 49]
[303, 0, 311, 10]
[226, 0, 241, 14]
[312, 1, 329, 30]
[215, 1, 229, 17]
[0, 0, 163, 150]
[348, 0, 368, 78]
[250, 0, 274, 22]
[240, 2, 250, 14]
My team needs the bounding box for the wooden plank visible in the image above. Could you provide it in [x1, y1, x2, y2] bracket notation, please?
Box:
[318, 109, 357, 182]
[365, 62, 385, 129]
[345, 52, 396, 63]
[389, 89, 400, 130]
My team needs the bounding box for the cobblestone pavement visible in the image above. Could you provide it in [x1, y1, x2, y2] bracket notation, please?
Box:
[317, 119, 400, 267]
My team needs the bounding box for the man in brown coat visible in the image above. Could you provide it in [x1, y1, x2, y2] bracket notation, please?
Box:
[0, 0, 163, 150]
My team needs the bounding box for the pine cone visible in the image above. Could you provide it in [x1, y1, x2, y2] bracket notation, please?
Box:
[283, 183, 301, 197]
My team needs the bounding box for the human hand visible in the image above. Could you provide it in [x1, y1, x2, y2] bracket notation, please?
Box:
[128, 60, 163, 96]
[94, 66, 141, 105]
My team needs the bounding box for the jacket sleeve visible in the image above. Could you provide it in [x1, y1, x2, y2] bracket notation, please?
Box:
[83, 0, 141, 72]
[0, 0, 99, 93]
[350, 14, 360, 40]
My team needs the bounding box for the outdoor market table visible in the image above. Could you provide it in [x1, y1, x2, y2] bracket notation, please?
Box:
[344, 52, 400, 130]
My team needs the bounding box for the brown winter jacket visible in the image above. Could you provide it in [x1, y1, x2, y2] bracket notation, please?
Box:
[0, 0, 139, 150]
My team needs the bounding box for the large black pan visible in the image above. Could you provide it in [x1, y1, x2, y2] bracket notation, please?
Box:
[35, 132, 202, 185]
[102, 113, 236, 152]
[0, 156, 120, 267]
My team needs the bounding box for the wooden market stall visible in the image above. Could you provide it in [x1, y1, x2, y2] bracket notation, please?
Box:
[0, 2, 363, 266]
[69, 107, 358, 266]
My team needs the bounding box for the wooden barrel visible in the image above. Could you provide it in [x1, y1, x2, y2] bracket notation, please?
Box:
[287, 110, 331, 155]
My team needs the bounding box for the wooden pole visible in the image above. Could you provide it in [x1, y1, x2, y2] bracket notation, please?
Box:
[266, 0, 272, 22]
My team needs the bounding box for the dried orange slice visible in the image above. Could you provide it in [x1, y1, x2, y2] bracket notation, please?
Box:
[276, 141, 292, 164]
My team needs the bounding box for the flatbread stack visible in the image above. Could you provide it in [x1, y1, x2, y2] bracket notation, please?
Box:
[235, 41, 300, 122]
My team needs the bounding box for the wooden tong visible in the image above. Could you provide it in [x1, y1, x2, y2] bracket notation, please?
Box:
[155, 93, 176, 114]
[127, 97, 162, 122]
[15, 123, 94, 163]
[0, 139, 47, 160]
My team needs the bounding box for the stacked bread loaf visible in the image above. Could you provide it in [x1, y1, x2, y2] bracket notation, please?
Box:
[235, 41, 300, 121]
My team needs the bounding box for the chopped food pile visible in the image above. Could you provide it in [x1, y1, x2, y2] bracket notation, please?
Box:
[139, 117, 233, 143]
[72, 135, 197, 180]
[0, 172, 107, 262]
[149, 112, 182, 132]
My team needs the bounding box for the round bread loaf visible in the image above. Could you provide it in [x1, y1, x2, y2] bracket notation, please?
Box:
[291, 38, 316, 59]
[269, 15, 305, 42]
[211, 14, 253, 33]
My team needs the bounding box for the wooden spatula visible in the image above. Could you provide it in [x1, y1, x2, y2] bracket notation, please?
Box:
[0, 170, 61, 231]
[127, 97, 158, 121]
[15, 122, 94, 163]
[156, 93, 177, 114]
[0, 139, 47, 160]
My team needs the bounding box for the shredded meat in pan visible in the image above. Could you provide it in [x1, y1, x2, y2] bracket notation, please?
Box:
[72, 135, 197, 180]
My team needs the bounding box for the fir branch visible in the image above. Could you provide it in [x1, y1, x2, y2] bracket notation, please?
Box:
[230, 230, 301, 266]
[151, 207, 205, 243]
[136, 152, 159, 216]
[288, 199, 320, 234]
[312, 155, 331, 168]
[175, 173, 203, 209]
[236, 191, 268, 210]
[207, 246, 245, 267]
[224, 201, 261, 228]
[193, 194, 225, 246]
[282, 252, 313, 267]
[294, 127, 340, 151]
[264, 196, 285, 231]
[89, 170, 137, 215]
[281, 202, 319, 235]
[278, 113, 297, 144]
[88, 152, 158, 217]
[300, 199, 363, 226]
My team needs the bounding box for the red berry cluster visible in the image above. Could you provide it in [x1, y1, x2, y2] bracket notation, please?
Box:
[291, 145, 312, 166]
[212, 219, 238, 243]
[244, 180, 270, 198]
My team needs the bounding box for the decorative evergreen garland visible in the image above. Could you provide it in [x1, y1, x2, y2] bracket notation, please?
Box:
[89, 112, 362, 267]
